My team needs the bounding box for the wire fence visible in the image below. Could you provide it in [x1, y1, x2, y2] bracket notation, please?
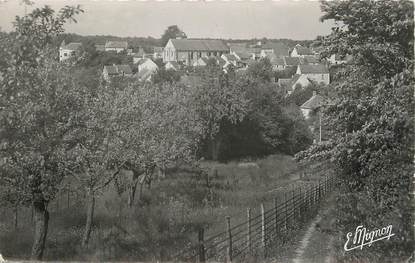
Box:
[173, 175, 336, 262]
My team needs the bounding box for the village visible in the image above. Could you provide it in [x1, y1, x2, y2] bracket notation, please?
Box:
[1, 0, 412, 262]
[59, 36, 349, 129]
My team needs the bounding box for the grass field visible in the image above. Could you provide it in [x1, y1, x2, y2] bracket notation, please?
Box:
[0, 154, 319, 261]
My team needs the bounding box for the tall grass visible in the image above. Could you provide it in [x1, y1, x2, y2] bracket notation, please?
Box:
[0, 154, 313, 261]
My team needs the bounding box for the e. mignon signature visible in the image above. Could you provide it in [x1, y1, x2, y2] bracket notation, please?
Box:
[344, 225, 395, 251]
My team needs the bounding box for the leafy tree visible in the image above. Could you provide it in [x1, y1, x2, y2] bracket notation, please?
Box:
[246, 58, 274, 82]
[191, 64, 250, 160]
[297, 1, 414, 261]
[160, 25, 187, 47]
[67, 81, 140, 246]
[121, 81, 204, 206]
[152, 68, 182, 84]
[0, 5, 83, 259]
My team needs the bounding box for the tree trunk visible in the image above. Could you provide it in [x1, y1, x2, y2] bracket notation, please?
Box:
[82, 190, 95, 247]
[211, 136, 222, 161]
[14, 205, 18, 230]
[31, 198, 49, 260]
[138, 179, 145, 202]
[128, 173, 140, 207]
[158, 163, 166, 179]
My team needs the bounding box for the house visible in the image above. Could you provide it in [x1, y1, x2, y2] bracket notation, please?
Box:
[95, 44, 105, 52]
[135, 58, 158, 82]
[229, 43, 261, 61]
[296, 64, 330, 85]
[193, 57, 210, 67]
[102, 64, 133, 81]
[163, 39, 229, 66]
[300, 91, 324, 119]
[136, 58, 159, 73]
[290, 44, 314, 58]
[278, 74, 307, 95]
[328, 54, 352, 65]
[302, 55, 320, 65]
[266, 54, 285, 71]
[165, 61, 181, 71]
[132, 48, 146, 63]
[221, 54, 239, 67]
[136, 68, 154, 82]
[59, 41, 82, 62]
[193, 56, 230, 70]
[153, 47, 164, 59]
[283, 56, 302, 67]
[260, 42, 290, 58]
[104, 41, 128, 53]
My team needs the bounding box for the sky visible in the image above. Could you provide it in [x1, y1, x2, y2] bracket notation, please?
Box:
[0, 0, 334, 40]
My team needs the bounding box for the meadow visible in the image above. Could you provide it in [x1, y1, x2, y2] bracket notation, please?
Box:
[0, 154, 325, 261]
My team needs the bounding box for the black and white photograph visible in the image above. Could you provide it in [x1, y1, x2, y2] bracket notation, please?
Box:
[0, 0, 413, 262]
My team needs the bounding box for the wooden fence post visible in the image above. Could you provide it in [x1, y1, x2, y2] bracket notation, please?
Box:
[261, 203, 266, 255]
[318, 179, 321, 202]
[274, 197, 278, 235]
[325, 176, 328, 194]
[247, 208, 251, 254]
[298, 187, 302, 220]
[198, 227, 205, 263]
[284, 192, 288, 229]
[291, 190, 295, 224]
[226, 216, 233, 262]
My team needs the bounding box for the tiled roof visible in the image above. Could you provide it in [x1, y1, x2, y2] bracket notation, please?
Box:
[153, 46, 163, 52]
[261, 42, 290, 57]
[105, 41, 128, 49]
[137, 68, 153, 81]
[104, 64, 132, 75]
[301, 94, 324, 109]
[268, 54, 284, 66]
[217, 57, 227, 67]
[303, 55, 319, 64]
[95, 44, 105, 51]
[171, 39, 229, 52]
[167, 61, 180, 69]
[234, 51, 252, 60]
[137, 58, 157, 67]
[298, 64, 329, 74]
[117, 64, 132, 74]
[104, 65, 118, 75]
[278, 78, 292, 85]
[294, 46, 313, 55]
[223, 54, 238, 61]
[61, 42, 82, 51]
[284, 56, 302, 66]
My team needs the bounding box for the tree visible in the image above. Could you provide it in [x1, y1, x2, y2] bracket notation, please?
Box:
[0, 5, 84, 259]
[160, 25, 187, 47]
[246, 58, 274, 82]
[67, 81, 140, 247]
[152, 68, 182, 84]
[124, 81, 204, 206]
[296, 1, 414, 261]
[191, 63, 250, 160]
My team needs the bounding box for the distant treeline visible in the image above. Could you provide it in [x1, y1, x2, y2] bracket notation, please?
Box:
[55, 33, 314, 50]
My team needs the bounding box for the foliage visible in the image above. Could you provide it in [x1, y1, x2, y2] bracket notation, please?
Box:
[0, 4, 84, 259]
[160, 25, 187, 47]
[152, 68, 182, 84]
[297, 0, 414, 261]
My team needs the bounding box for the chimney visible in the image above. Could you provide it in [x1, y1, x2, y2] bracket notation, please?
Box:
[313, 90, 317, 96]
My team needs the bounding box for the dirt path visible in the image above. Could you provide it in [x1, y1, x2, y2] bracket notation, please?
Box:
[270, 193, 338, 263]
[291, 194, 337, 263]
